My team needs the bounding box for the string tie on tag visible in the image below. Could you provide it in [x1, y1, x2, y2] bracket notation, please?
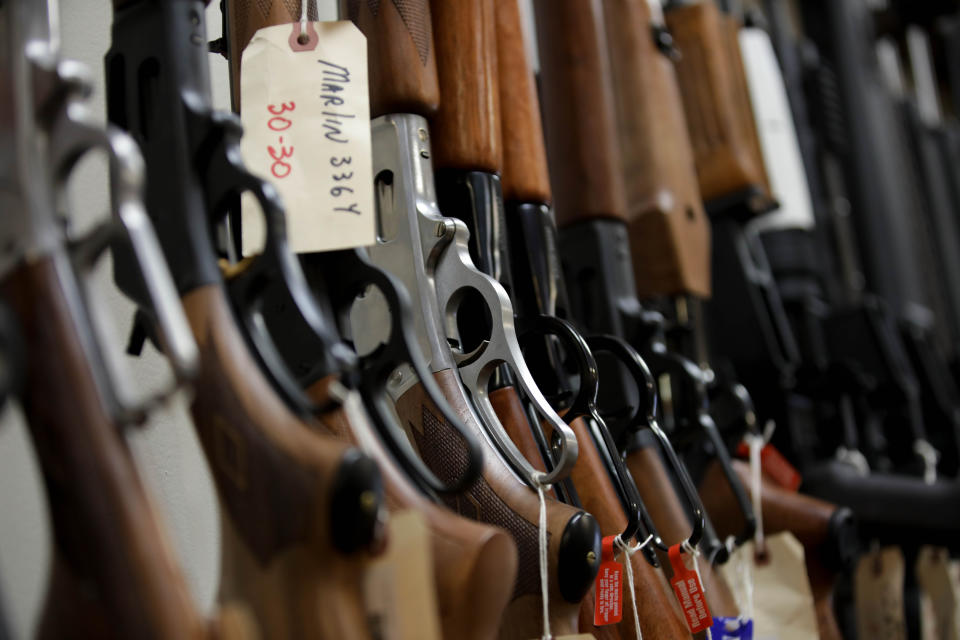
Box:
[299, 0, 313, 34]
[682, 540, 713, 640]
[746, 431, 766, 558]
[536, 479, 552, 640]
[614, 534, 654, 640]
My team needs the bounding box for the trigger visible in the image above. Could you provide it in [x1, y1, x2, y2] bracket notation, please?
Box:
[452, 339, 489, 367]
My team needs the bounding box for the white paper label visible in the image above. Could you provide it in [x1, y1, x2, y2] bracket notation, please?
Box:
[239, 21, 374, 255]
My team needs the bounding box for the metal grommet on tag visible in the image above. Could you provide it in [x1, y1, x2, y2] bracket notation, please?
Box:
[288, 21, 319, 51]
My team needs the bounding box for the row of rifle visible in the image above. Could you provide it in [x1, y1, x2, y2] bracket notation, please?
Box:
[2, 0, 959, 637]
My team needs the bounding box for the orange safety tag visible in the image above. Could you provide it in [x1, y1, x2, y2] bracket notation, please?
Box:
[668, 543, 712, 634]
[735, 442, 802, 491]
[593, 536, 623, 626]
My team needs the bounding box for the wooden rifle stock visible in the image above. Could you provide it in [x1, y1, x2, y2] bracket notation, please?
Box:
[313, 380, 519, 640]
[394, 372, 599, 639]
[429, 0, 501, 172]
[601, 0, 711, 299]
[494, 0, 551, 205]
[1, 257, 250, 640]
[183, 284, 382, 640]
[697, 460, 848, 640]
[625, 446, 740, 620]
[535, 0, 630, 227]
[665, 2, 773, 210]
[343, 0, 439, 117]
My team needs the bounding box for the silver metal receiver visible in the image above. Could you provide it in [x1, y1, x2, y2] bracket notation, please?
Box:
[0, 0, 198, 419]
[358, 113, 578, 487]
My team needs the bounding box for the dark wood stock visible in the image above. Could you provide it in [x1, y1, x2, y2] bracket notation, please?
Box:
[1, 256, 221, 640]
[395, 370, 585, 639]
[601, 0, 711, 299]
[697, 460, 844, 640]
[342, 0, 440, 117]
[665, 2, 771, 205]
[314, 382, 518, 640]
[534, 0, 629, 227]
[494, 0, 552, 204]
[182, 284, 372, 640]
[625, 446, 740, 619]
[429, 0, 501, 172]
[570, 420, 693, 639]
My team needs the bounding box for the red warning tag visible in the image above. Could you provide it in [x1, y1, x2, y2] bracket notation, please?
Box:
[593, 536, 623, 626]
[735, 442, 802, 492]
[668, 543, 712, 634]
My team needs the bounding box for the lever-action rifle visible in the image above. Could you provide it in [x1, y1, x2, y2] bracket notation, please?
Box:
[447, 4, 699, 636]
[106, 2, 391, 637]
[342, 1, 603, 636]
[0, 0, 253, 637]
[221, 3, 526, 637]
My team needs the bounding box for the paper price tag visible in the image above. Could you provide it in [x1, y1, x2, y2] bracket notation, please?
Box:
[915, 546, 960, 640]
[735, 442, 802, 491]
[593, 536, 623, 626]
[668, 543, 712, 634]
[239, 21, 374, 255]
[855, 546, 906, 640]
[711, 616, 754, 639]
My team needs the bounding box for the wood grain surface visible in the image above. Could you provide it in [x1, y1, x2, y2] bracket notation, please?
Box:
[602, 0, 711, 299]
[342, 0, 440, 117]
[183, 284, 374, 640]
[429, 0, 502, 171]
[313, 380, 518, 640]
[665, 2, 769, 204]
[535, 0, 629, 227]
[396, 370, 589, 639]
[625, 445, 740, 619]
[569, 419, 693, 639]
[495, 0, 552, 204]
[2, 256, 217, 640]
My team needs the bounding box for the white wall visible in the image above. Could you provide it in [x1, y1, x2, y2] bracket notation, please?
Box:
[0, 1, 538, 637]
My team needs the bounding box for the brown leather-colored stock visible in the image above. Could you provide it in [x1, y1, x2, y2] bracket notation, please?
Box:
[312, 381, 518, 640]
[430, 0, 502, 172]
[182, 284, 374, 640]
[395, 370, 585, 639]
[570, 420, 693, 639]
[342, 0, 440, 118]
[489, 386, 550, 476]
[697, 459, 844, 640]
[2, 256, 219, 640]
[535, 0, 629, 228]
[625, 445, 740, 619]
[665, 2, 771, 206]
[495, 0, 552, 204]
[601, 0, 711, 299]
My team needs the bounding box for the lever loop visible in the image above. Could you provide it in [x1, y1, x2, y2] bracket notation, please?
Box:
[305, 249, 483, 496]
[520, 318, 661, 563]
[587, 334, 707, 549]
